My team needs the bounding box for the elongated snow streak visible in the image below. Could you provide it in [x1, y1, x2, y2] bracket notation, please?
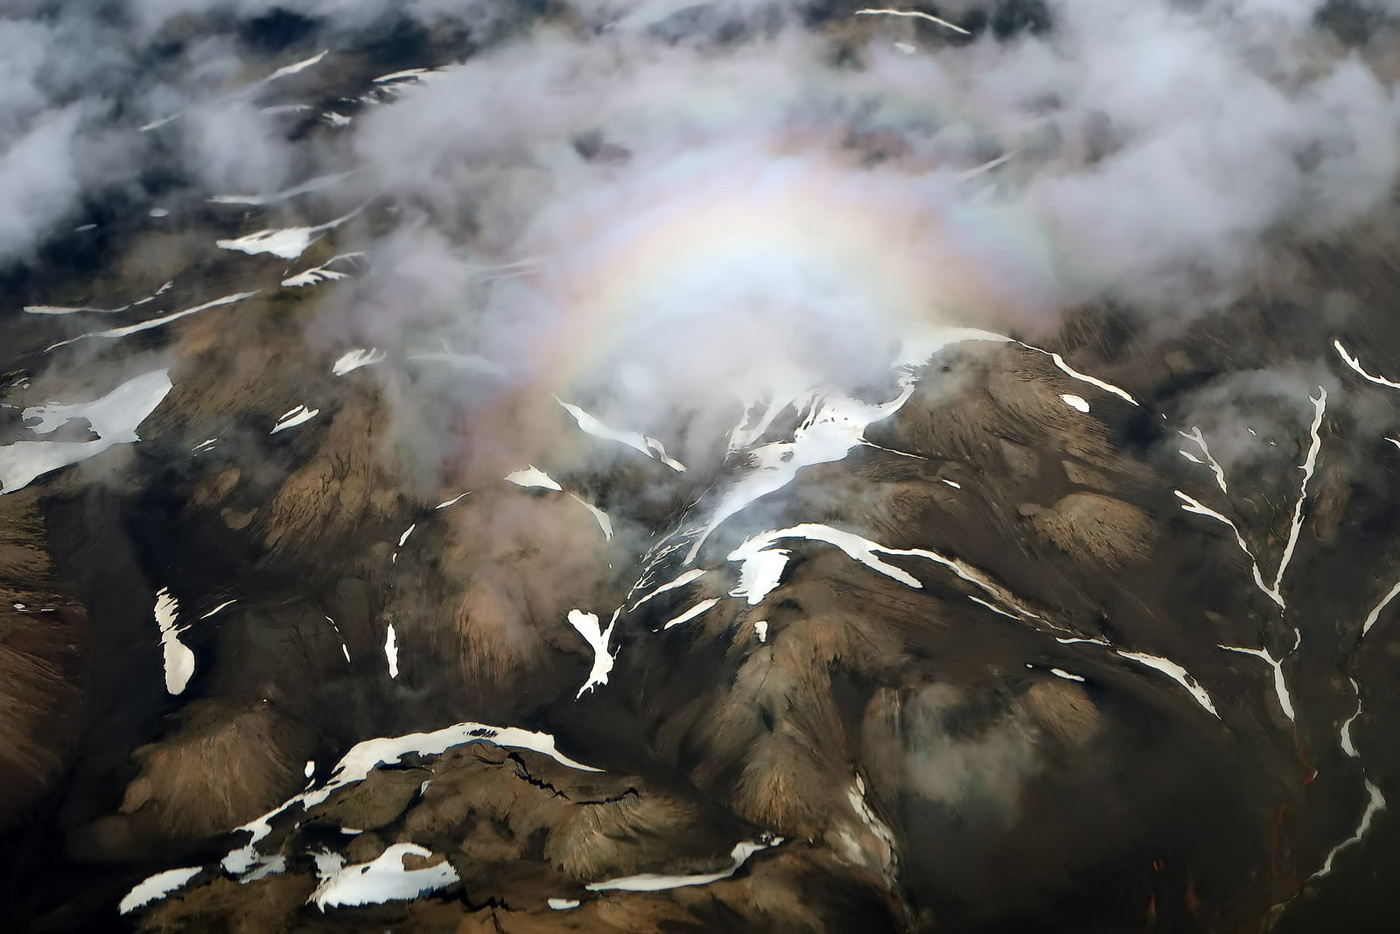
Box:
[1341, 678, 1362, 757]
[119, 867, 202, 914]
[1361, 578, 1400, 636]
[1218, 641, 1295, 721]
[221, 721, 601, 876]
[45, 292, 257, 352]
[557, 398, 686, 471]
[1057, 635, 1217, 717]
[209, 170, 352, 206]
[968, 595, 1018, 620]
[586, 839, 779, 892]
[1272, 389, 1326, 594]
[1175, 491, 1283, 608]
[662, 598, 719, 630]
[311, 843, 458, 910]
[1313, 781, 1386, 880]
[1180, 427, 1230, 496]
[435, 491, 469, 509]
[1115, 650, 1220, 718]
[568, 609, 618, 698]
[629, 568, 707, 611]
[140, 50, 328, 132]
[854, 8, 970, 34]
[200, 599, 236, 620]
[1016, 343, 1139, 405]
[727, 523, 1035, 620]
[374, 67, 437, 83]
[570, 494, 614, 540]
[960, 151, 1016, 181]
[283, 252, 366, 288]
[26, 279, 172, 316]
[1334, 340, 1400, 392]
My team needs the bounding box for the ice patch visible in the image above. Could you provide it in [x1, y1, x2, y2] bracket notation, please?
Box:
[548, 898, 581, 910]
[754, 619, 768, 642]
[118, 867, 202, 915]
[310, 843, 458, 910]
[1060, 394, 1090, 413]
[435, 492, 470, 509]
[1050, 668, 1086, 682]
[1, 369, 173, 494]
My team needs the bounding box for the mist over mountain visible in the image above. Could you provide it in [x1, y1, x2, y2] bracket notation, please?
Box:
[5, 1, 1400, 931]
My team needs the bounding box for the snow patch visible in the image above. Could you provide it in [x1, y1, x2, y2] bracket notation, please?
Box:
[568, 609, 618, 698]
[216, 208, 361, 260]
[119, 867, 202, 915]
[384, 624, 399, 679]
[284, 252, 365, 288]
[332, 348, 385, 376]
[310, 843, 458, 910]
[271, 405, 320, 434]
[45, 292, 257, 352]
[1060, 394, 1090, 413]
[1, 369, 173, 494]
[505, 466, 562, 491]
